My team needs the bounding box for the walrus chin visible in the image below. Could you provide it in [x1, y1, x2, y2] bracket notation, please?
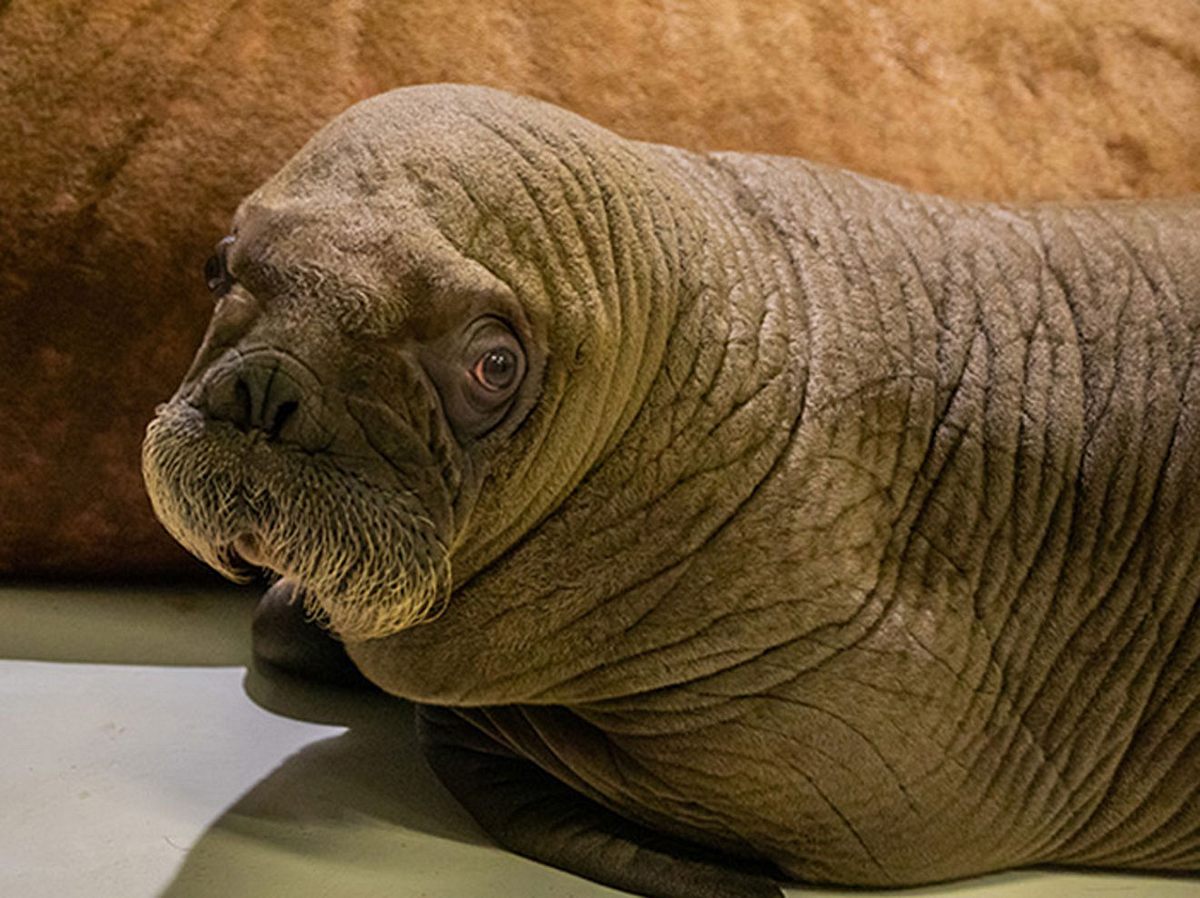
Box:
[142, 407, 453, 642]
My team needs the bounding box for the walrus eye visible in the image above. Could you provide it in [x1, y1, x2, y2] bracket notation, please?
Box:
[460, 317, 525, 405]
[472, 347, 519, 392]
[203, 235, 236, 297]
[422, 315, 527, 440]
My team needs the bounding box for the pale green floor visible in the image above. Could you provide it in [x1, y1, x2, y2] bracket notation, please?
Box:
[1, 585, 1196, 898]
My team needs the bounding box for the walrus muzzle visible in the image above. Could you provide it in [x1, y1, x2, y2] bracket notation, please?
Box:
[142, 390, 452, 641]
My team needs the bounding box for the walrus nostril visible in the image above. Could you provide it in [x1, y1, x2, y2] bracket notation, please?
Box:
[202, 355, 309, 444]
[233, 377, 253, 431]
[269, 399, 299, 440]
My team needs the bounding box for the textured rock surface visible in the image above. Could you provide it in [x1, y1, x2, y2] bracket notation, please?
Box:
[2, 0, 1199, 575]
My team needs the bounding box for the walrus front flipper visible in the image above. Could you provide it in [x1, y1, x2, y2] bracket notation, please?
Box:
[416, 705, 783, 898]
[251, 579, 374, 689]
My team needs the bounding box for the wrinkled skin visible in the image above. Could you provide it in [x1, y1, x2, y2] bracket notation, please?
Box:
[143, 86, 1200, 897]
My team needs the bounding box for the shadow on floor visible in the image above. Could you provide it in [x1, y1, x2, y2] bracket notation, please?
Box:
[154, 663, 512, 898]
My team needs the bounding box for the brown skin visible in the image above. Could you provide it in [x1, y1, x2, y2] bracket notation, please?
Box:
[143, 86, 1199, 897]
[5, 0, 1200, 576]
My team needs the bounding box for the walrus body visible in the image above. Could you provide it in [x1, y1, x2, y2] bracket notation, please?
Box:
[143, 86, 1199, 897]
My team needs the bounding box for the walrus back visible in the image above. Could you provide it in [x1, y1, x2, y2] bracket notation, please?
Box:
[668, 148, 1200, 875]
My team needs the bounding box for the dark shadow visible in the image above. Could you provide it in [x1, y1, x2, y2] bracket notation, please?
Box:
[153, 661, 611, 898]
[224, 662, 483, 843]
[234, 660, 486, 839]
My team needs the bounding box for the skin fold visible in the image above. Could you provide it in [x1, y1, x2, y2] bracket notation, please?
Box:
[142, 85, 1199, 896]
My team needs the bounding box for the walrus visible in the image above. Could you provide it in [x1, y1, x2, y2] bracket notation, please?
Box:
[142, 85, 1200, 897]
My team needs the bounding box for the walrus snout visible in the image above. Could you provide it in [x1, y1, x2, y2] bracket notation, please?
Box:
[190, 348, 331, 452]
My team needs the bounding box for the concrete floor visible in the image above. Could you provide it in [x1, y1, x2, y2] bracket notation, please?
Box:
[2, 584, 1196, 898]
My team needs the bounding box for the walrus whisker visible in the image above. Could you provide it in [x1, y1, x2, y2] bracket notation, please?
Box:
[144, 404, 452, 640]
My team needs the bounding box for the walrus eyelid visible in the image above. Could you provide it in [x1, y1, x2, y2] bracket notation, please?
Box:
[462, 313, 520, 347]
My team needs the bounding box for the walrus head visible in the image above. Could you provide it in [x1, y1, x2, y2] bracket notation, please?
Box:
[142, 85, 681, 642]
